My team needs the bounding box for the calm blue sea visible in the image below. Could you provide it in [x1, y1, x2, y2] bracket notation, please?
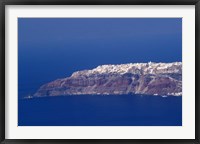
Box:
[18, 95, 182, 126]
[18, 18, 182, 126]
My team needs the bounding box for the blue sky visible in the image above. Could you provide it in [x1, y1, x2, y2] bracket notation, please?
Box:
[18, 18, 182, 95]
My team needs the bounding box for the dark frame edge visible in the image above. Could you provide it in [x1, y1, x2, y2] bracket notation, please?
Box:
[195, 1, 200, 144]
[0, 0, 199, 5]
[0, 0, 5, 144]
[0, 1, 200, 144]
[1, 139, 200, 144]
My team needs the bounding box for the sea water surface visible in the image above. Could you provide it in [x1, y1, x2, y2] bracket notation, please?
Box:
[18, 94, 182, 126]
[18, 18, 182, 126]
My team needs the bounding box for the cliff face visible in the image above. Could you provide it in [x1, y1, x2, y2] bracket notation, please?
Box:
[34, 62, 182, 96]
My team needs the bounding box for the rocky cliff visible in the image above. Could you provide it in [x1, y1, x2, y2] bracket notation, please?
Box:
[34, 62, 182, 96]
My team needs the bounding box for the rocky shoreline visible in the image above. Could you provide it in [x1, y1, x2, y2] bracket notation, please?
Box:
[34, 62, 182, 97]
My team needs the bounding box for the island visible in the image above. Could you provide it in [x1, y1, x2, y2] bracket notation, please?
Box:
[34, 62, 182, 97]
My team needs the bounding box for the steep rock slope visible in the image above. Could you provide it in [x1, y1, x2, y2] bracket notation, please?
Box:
[34, 62, 182, 96]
